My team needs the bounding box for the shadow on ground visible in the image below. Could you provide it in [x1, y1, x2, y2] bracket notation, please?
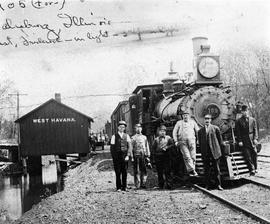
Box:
[90, 150, 112, 166]
[96, 159, 114, 172]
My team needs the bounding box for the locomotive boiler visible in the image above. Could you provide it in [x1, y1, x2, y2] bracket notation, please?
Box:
[155, 85, 235, 134]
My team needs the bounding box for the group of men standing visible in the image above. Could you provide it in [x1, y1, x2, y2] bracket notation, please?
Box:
[110, 104, 259, 192]
[110, 121, 174, 191]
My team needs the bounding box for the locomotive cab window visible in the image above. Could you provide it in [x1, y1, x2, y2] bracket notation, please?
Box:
[142, 89, 151, 112]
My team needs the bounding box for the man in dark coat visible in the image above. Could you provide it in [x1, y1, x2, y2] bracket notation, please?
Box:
[110, 121, 133, 191]
[152, 125, 174, 189]
[198, 114, 224, 190]
[235, 105, 258, 175]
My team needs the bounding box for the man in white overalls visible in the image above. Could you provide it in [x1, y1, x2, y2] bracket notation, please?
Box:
[173, 111, 199, 176]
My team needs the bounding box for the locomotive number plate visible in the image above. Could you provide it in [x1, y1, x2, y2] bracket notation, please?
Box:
[205, 104, 220, 119]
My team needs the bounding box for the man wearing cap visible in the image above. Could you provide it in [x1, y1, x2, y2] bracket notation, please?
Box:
[173, 110, 199, 176]
[131, 124, 150, 189]
[152, 125, 174, 189]
[235, 105, 258, 175]
[198, 114, 224, 190]
[110, 121, 133, 192]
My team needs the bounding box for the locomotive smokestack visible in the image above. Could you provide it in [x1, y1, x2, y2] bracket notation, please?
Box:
[55, 93, 61, 103]
[192, 37, 208, 56]
[161, 62, 178, 95]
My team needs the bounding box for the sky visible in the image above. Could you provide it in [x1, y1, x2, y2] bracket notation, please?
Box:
[0, 0, 269, 130]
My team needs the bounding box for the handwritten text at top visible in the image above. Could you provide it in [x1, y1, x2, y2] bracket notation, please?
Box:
[0, 12, 112, 48]
[0, 0, 66, 11]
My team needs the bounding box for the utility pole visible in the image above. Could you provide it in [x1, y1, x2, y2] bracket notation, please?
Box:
[8, 92, 27, 142]
[8, 92, 27, 119]
[8, 113, 16, 139]
[8, 92, 27, 165]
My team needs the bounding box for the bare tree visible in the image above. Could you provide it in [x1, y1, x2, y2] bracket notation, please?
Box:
[219, 43, 270, 130]
[120, 64, 149, 97]
[0, 75, 15, 139]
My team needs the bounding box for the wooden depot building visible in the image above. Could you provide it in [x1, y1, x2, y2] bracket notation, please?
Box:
[15, 94, 93, 174]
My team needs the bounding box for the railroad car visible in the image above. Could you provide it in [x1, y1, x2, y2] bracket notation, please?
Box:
[111, 37, 252, 180]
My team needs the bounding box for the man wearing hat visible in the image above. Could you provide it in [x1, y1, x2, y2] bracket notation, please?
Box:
[198, 114, 224, 190]
[152, 125, 174, 189]
[235, 105, 259, 175]
[110, 120, 133, 191]
[131, 123, 150, 189]
[89, 131, 97, 152]
[173, 110, 199, 176]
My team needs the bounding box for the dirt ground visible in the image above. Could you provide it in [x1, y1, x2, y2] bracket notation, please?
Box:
[249, 141, 270, 186]
[0, 146, 263, 224]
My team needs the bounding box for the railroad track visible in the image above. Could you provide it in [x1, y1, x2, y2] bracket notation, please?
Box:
[258, 154, 270, 158]
[258, 160, 270, 164]
[243, 177, 270, 190]
[193, 181, 270, 224]
[258, 154, 270, 164]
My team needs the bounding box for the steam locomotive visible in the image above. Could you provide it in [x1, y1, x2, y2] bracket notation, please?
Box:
[111, 37, 249, 180]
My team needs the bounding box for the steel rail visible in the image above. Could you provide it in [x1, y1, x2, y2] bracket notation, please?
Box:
[193, 184, 270, 224]
[258, 155, 270, 158]
[258, 160, 270, 164]
[242, 178, 270, 190]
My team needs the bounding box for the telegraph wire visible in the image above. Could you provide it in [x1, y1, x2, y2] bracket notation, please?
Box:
[0, 92, 132, 110]
[0, 81, 267, 111]
[62, 93, 132, 99]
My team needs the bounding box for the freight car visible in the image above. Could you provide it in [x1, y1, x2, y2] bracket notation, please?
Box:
[111, 37, 252, 180]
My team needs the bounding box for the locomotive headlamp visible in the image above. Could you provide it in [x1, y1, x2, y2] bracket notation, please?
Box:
[198, 57, 219, 78]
